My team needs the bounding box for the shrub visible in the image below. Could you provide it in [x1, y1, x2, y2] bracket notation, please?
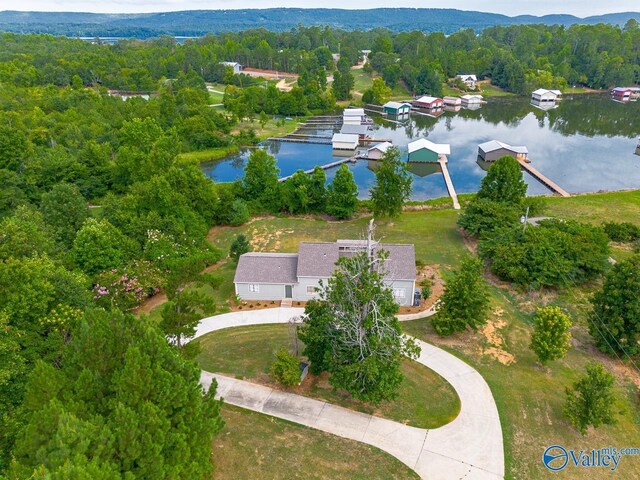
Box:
[420, 278, 432, 300]
[602, 221, 640, 242]
[564, 362, 616, 435]
[229, 234, 251, 262]
[530, 306, 572, 365]
[228, 199, 250, 226]
[270, 349, 301, 387]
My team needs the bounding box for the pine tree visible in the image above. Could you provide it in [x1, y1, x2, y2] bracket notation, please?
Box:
[10, 309, 224, 478]
[433, 256, 490, 336]
[326, 164, 358, 220]
[370, 147, 412, 219]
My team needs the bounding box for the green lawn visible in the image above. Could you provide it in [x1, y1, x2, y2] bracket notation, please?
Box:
[402, 285, 640, 480]
[235, 116, 304, 141]
[545, 190, 640, 225]
[351, 69, 411, 102]
[178, 145, 240, 164]
[203, 191, 640, 479]
[212, 404, 418, 479]
[207, 210, 467, 268]
[195, 324, 460, 429]
[208, 90, 224, 104]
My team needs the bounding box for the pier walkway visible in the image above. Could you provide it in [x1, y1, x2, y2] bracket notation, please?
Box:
[517, 158, 570, 197]
[437, 158, 460, 210]
[278, 157, 358, 182]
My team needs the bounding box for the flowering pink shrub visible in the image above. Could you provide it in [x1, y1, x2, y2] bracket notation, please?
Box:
[93, 260, 165, 310]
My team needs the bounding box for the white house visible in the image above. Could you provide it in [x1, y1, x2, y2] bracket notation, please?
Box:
[456, 74, 478, 89]
[367, 141, 393, 160]
[234, 240, 417, 306]
[340, 124, 371, 138]
[332, 133, 359, 151]
[220, 61, 243, 74]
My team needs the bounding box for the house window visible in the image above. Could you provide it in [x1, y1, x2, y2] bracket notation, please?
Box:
[393, 288, 406, 299]
[306, 285, 316, 295]
[248, 284, 260, 293]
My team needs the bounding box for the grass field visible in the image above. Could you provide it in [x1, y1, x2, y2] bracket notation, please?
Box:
[402, 284, 640, 480]
[212, 404, 418, 479]
[235, 116, 304, 141]
[195, 324, 460, 429]
[207, 210, 467, 268]
[200, 190, 640, 479]
[178, 145, 240, 164]
[351, 69, 411, 102]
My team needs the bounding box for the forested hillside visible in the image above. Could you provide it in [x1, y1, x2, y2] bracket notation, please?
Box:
[1, 8, 640, 36]
[0, 21, 639, 478]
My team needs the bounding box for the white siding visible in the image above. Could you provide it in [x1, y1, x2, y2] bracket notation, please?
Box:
[236, 283, 286, 301]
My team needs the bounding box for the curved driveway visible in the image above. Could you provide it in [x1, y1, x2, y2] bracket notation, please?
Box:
[193, 308, 504, 480]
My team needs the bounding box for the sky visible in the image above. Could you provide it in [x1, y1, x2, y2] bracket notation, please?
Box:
[0, 0, 638, 17]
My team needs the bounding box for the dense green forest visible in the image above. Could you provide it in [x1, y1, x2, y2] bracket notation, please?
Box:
[0, 22, 639, 478]
[1, 8, 640, 36]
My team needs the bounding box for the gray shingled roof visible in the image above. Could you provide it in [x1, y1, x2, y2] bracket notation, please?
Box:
[234, 253, 298, 284]
[297, 241, 415, 280]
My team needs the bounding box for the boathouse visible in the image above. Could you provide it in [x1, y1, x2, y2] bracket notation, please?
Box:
[531, 89, 561, 104]
[611, 87, 632, 102]
[443, 96, 461, 106]
[340, 124, 371, 138]
[478, 140, 528, 162]
[456, 74, 477, 89]
[412, 96, 444, 109]
[332, 133, 359, 151]
[461, 94, 483, 108]
[343, 108, 367, 125]
[382, 101, 411, 115]
[367, 141, 393, 160]
[407, 138, 451, 163]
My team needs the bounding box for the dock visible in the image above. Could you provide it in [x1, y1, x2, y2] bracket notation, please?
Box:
[437, 158, 460, 210]
[278, 157, 358, 182]
[517, 158, 570, 197]
[267, 137, 331, 145]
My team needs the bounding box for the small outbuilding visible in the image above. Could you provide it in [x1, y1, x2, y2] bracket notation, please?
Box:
[478, 140, 528, 162]
[367, 141, 393, 160]
[461, 94, 483, 107]
[611, 87, 632, 102]
[412, 96, 444, 109]
[340, 124, 371, 138]
[382, 101, 411, 115]
[531, 88, 561, 104]
[343, 107, 367, 125]
[407, 138, 451, 163]
[443, 96, 461, 106]
[332, 133, 359, 151]
[219, 61, 243, 74]
[456, 74, 478, 89]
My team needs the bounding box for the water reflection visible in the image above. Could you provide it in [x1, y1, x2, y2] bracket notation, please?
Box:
[201, 94, 640, 200]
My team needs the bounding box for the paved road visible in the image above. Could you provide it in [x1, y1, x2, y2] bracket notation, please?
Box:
[193, 308, 504, 480]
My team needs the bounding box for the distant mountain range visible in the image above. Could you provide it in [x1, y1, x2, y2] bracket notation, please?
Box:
[1, 8, 639, 37]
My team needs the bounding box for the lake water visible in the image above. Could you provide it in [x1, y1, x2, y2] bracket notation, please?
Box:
[201, 94, 640, 200]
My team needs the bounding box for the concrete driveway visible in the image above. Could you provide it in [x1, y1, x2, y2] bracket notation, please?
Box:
[193, 308, 504, 480]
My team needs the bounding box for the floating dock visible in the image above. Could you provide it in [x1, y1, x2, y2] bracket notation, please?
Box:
[278, 157, 358, 182]
[517, 158, 570, 197]
[437, 158, 460, 210]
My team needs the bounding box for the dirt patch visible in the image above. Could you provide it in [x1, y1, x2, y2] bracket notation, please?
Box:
[461, 230, 478, 254]
[135, 292, 168, 315]
[480, 309, 515, 365]
[248, 226, 295, 251]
